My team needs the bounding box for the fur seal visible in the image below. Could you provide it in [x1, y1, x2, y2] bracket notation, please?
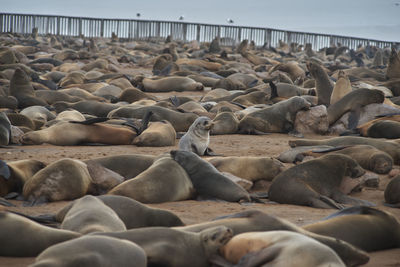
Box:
[387, 47, 400, 80]
[9, 68, 47, 108]
[330, 70, 352, 104]
[0, 159, 45, 197]
[85, 154, 155, 180]
[133, 120, 176, 147]
[304, 206, 400, 252]
[327, 89, 384, 128]
[60, 195, 126, 234]
[238, 96, 311, 134]
[220, 231, 345, 266]
[56, 195, 184, 229]
[179, 116, 214, 156]
[268, 154, 371, 209]
[20, 106, 56, 123]
[0, 112, 11, 146]
[178, 210, 369, 266]
[384, 175, 400, 208]
[22, 158, 92, 204]
[360, 120, 400, 139]
[0, 211, 80, 257]
[53, 100, 120, 117]
[109, 105, 198, 132]
[31, 235, 147, 267]
[298, 145, 393, 174]
[96, 226, 233, 267]
[208, 156, 283, 182]
[108, 156, 194, 203]
[34, 90, 82, 104]
[170, 150, 251, 202]
[20, 120, 137, 146]
[307, 61, 334, 106]
[138, 76, 204, 92]
[210, 111, 239, 135]
[288, 136, 400, 164]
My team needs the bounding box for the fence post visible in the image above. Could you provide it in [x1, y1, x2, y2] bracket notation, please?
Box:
[196, 24, 200, 42]
[183, 23, 187, 42]
[238, 27, 242, 43]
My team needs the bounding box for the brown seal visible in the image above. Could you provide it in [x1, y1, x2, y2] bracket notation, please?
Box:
[330, 70, 352, 104]
[0, 112, 11, 146]
[170, 150, 251, 202]
[359, 120, 400, 139]
[95, 226, 233, 267]
[178, 210, 369, 266]
[307, 61, 334, 106]
[20, 120, 137, 146]
[31, 236, 147, 267]
[138, 76, 204, 92]
[60, 195, 126, 234]
[288, 136, 400, 165]
[387, 47, 400, 80]
[84, 154, 155, 180]
[210, 111, 239, 135]
[221, 231, 345, 266]
[208, 156, 283, 182]
[133, 120, 176, 147]
[238, 96, 311, 134]
[55, 195, 184, 229]
[268, 154, 372, 209]
[384, 175, 400, 208]
[108, 156, 194, 203]
[0, 211, 80, 257]
[327, 89, 384, 128]
[298, 145, 393, 174]
[53, 100, 120, 117]
[304, 206, 400, 251]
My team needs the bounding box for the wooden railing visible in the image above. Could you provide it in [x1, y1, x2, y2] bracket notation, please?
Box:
[1, 13, 398, 50]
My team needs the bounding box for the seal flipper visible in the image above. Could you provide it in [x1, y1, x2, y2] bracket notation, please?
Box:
[209, 254, 234, 267]
[383, 202, 400, 208]
[269, 81, 279, 100]
[204, 147, 222, 156]
[323, 206, 387, 220]
[69, 117, 109, 125]
[0, 197, 15, 207]
[0, 160, 11, 180]
[7, 210, 58, 227]
[331, 190, 375, 207]
[137, 110, 153, 135]
[316, 195, 345, 209]
[348, 107, 361, 130]
[169, 96, 180, 107]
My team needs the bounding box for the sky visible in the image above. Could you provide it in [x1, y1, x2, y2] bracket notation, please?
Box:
[2, 0, 400, 41]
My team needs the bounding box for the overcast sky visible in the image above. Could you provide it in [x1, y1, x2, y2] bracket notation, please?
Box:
[3, 0, 400, 41]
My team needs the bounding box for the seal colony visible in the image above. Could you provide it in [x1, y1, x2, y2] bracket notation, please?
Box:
[1, 29, 400, 266]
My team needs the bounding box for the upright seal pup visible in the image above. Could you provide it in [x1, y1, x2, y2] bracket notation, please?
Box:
[327, 89, 384, 128]
[304, 206, 400, 251]
[178, 210, 369, 266]
[20, 120, 137, 146]
[208, 156, 283, 182]
[288, 136, 400, 164]
[108, 156, 194, 203]
[331, 70, 352, 104]
[96, 226, 233, 267]
[179, 116, 214, 156]
[221, 231, 345, 267]
[307, 61, 333, 106]
[238, 96, 311, 134]
[60, 195, 126, 234]
[384, 175, 400, 208]
[0, 112, 11, 146]
[0, 211, 80, 257]
[31, 236, 147, 267]
[171, 150, 251, 202]
[268, 154, 371, 209]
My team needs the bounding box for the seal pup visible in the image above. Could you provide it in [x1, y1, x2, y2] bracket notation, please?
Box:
[0, 112, 11, 146]
[138, 76, 204, 92]
[171, 150, 251, 202]
[95, 226, 233, 267]
[268, 154, 371, 209]
[304, 206, 400, 251]
[387, 47, 400, 80]
[31, 236, 147, 267]
[0, 211, 80, 257]
[60, 195, 126, 234]
[179, 116, 215, 156]
[108, 156, 194, 203]
[220, 231, 345, 267]
[384, 175, 400, 208]
[210, 111, 239, 135]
